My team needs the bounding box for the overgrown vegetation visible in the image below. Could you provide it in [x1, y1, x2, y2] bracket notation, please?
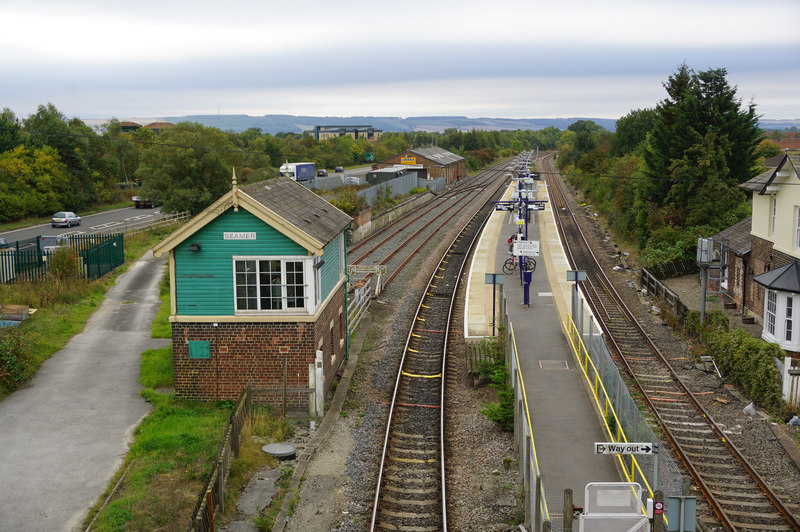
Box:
[476, 331, 515, 431]
[84, 254, 295, 531]
[680, 310, 786, 415]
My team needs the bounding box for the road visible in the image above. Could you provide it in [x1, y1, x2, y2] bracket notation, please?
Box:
[0, 206, 164, 246]
[0, 251, 168, 531]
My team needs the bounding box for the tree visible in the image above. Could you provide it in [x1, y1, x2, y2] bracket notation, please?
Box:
[0, 109, 22, 154]
[0, 145, 71, 221]
[611, 109, 656, 156]
[134, 123, 241, 215]
[639, 64, 761, 239]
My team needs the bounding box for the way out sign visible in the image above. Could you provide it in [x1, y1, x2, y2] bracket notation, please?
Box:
[594, 442, 655, 455]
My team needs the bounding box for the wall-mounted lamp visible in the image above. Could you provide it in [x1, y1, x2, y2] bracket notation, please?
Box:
[188, 242, 201, 252]
[314, 259, 325, 270]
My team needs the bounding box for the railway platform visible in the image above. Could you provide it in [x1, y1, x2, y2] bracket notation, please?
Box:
[465, 175, 620, 516]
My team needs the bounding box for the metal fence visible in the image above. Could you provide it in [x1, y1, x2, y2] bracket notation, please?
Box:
[0, 233, 124, 283]
[567, 293, 685, 505]
[188, 387, 252, 532]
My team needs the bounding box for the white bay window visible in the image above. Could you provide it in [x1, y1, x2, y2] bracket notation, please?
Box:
[763, 289, 800, 350]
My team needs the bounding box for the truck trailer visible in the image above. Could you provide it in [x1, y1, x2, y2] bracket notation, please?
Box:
[279, 162, 316, 181]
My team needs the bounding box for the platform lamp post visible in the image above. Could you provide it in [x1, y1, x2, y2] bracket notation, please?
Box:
[485, 273, 504, 335]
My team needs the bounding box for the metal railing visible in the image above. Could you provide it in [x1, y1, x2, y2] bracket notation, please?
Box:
[507, 316, 551, 531]
[187, 387, 252, 532]
[566, 296, 684, 504]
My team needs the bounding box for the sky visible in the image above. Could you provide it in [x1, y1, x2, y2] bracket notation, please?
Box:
[2, 0, 799, 122]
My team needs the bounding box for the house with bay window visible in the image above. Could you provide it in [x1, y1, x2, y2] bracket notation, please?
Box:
[739, 153, 800, 356]
[152, 173, 352, 412]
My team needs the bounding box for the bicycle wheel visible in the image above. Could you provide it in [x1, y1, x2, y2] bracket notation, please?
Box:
[502, 258, 516, 275]
[525, 258, 536, 272]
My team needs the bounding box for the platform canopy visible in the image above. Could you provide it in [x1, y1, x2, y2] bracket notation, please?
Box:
[754, 260, 800, 293]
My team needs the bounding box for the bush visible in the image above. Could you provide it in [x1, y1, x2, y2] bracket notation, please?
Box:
[683, 310, 728, 341]
[704, 329, 786, 414]
[476, 332, 514, 431]
[0, 326, 30, 390]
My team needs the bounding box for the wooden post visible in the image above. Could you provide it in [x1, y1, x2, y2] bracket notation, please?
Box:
[217, 459, 225, 514]
[283, 357, 288, 418]
[205, 490, 215, 532]
[563, 488, 573, 531]
[652, 490, 664, 532]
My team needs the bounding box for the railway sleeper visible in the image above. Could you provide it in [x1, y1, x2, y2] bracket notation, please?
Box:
[380, 496, 439, 507]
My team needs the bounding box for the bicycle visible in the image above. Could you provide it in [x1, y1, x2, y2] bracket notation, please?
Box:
[502, 255, 536, 275]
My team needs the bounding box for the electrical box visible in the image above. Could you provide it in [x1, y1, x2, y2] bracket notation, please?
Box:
[696, 237, 713, 264]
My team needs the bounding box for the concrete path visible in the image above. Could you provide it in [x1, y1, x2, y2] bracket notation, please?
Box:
[0, 251, 169, 531]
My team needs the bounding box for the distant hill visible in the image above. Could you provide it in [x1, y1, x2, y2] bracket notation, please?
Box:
[162, 114, 621, 134]
[96, 114, 798, 135]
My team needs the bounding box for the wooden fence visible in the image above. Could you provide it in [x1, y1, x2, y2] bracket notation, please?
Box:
[187, 387, 252, 532]
[645, 257, 698, 280]
[640, 268, 689, 320]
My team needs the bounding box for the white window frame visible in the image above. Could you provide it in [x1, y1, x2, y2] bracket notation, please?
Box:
[762, 289, 800, 351]
[766, 289, 777, 336]
[232, 256, 316, 315]
[771, 196, 777, 236]
[795, 206, 800, 249]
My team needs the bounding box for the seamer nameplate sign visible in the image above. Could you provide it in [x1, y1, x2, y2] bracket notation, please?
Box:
[224, 232, 256, 240]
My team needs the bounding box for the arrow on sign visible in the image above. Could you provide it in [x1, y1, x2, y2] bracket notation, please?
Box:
[594, 442, 655, 455]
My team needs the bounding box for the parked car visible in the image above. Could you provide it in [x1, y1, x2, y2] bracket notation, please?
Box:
[335, 166, 344, 173]
[51, 211, 81, 228]
[317, 169, 328, 177]
[0, 237, 9, 249]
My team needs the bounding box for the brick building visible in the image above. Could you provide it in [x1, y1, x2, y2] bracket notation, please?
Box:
[373, 146, 466, 185]
[152, 172, 352, 413]
[738, 154, 800, 354]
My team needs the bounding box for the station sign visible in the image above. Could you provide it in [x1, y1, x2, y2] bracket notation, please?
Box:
[594, 442, 655, 455]
[513, 240, 539, 257]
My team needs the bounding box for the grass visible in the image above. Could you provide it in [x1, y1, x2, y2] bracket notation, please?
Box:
[82, 243, 293, 531]
[3, 215, 297, 530]
[0, 225, 182, 400]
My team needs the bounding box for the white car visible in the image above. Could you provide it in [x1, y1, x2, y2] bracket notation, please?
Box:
[52, 211, 81, 228]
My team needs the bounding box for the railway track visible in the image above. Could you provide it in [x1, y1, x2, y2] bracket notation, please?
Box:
[368, 172, 500, 531]
[542, 152, 800, 531]
[350, 165, 509, 287]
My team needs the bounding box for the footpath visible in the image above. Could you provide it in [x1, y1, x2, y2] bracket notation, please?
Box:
[0, 252, 169, 531]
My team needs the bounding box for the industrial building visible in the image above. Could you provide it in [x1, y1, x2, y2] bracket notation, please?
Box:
[372, 146, 466, 185]
[314, 125, 383, 141]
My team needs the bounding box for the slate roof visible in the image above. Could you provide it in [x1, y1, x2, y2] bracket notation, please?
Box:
[740, 154, 798, 194]
[152, 174, 352, 259]
[754, 260, 800, 293]
[409, 146, 464, 166]
[712, 217, 752, 255]
[239, 178, 351, 246]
